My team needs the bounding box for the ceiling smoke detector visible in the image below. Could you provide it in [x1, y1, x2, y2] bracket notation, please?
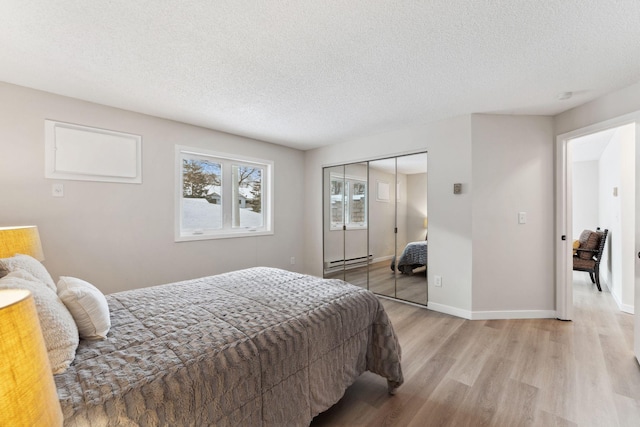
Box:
[557, 91, 573, 100]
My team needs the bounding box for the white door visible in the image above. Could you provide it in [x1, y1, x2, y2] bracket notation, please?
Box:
[555, 135, 573, 320]
[635, 119, 640, 363]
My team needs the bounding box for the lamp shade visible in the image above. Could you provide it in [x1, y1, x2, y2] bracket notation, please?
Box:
[0, 289, 63, 426]
[0, 226, 45, 260]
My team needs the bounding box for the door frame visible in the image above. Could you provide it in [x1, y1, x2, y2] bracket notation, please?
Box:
[555, 111, 640, 320]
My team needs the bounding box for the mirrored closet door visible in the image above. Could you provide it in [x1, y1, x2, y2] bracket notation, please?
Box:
[322, 163, 368, 288]
[323, 152, 428, 306]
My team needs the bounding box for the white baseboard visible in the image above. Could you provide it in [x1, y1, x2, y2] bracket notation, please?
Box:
[610, 286, 634, 314]
[620, 304, 635, 315]
[469, 309, 557, 320]
[426, 302, 472, 319]
[426, 302, 556, 320]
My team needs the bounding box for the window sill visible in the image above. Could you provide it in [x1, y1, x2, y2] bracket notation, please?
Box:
[176, 229, 274, 242]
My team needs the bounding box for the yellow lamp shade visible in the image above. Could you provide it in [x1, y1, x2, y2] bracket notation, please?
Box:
[0, 289, 63, 426]
[0, 226, 45, 260]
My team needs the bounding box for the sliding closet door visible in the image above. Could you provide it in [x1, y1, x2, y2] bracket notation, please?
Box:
[394, 153, 428, 305]
[323, 165, 346, 280]
[342, 162, 368, 288]
[323, 153, 428, 306]
[323, 162, 368, 288]
[368, 158, 397, 298]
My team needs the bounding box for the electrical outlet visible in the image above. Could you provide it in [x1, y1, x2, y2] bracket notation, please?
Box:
[518, 212, 527, 224]
[52, 183, 64, 197]
[434, 275, 442, 287]
[290, 257, 295, 265]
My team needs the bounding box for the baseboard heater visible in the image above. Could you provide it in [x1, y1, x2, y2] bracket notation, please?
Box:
[324, 254, 373, 274]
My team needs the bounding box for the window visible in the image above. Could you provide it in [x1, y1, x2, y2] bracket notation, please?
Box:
[176, 146, 273, 240]
[330, 174, 367, 230]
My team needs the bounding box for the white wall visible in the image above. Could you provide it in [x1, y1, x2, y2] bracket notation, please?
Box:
[406, 173, 428, 243]
[620, 124, 636, 312]
[470, 114, 556, 314]
[598, 132, 622, 294]
[572, 160, 599, 238]
[0, 82, 306, 294]
[304, 115, 473, 315]
[597, 125, 636, 311]
[368, 166, 400, 262]
[555, 82, 640, 135]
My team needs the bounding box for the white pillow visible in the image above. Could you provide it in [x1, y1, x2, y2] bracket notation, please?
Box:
[57, 276, 111, 340]
[0, 269, 79, 374]
[0, 254, 56, 292]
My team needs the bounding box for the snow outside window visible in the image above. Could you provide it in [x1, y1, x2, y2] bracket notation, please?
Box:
[176, 146, 273, 241]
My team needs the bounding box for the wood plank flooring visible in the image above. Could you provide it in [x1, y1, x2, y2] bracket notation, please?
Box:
[325, 260, 428, 305]
[311, 273, 640, 426]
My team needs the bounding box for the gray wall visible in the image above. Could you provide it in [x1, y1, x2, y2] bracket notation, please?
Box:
[0, 82, 305, 294]
[305, 115, 474, 315]
[470, 114, 555, 313]
[305, 113, 557, 318]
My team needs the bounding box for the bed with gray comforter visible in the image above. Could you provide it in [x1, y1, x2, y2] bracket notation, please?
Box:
[391, 241, 428, 274]
[54, 267, 403, 426]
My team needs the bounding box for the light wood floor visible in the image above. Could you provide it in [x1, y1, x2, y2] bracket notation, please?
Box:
[311, 273, 640, 426]
[325, 260, 428, 305]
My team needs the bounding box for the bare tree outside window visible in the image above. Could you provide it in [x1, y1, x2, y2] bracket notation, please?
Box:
[177, 146, 272, 240]
[232, 165, 263, 228]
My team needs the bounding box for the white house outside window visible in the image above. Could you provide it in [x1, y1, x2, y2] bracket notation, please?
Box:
[176, 146, 273, 241]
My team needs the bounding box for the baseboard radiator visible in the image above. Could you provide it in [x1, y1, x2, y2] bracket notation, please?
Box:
[324, 254, 373, 274]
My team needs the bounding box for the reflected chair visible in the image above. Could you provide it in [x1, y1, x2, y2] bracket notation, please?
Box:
[573, 228, 608, 291]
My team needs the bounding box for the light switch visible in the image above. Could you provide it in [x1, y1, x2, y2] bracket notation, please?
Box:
[52, 183, 64, 197]
[518, 212, 527, 224]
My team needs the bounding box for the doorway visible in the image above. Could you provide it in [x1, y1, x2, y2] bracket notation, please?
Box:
[555, 113, 639, 326]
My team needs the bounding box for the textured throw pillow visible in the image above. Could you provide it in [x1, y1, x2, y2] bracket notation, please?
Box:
[0, 254, 56, 291]
[57, 276, 111, 340]
[578, 230, 600, 260]
[0, 269, 79, 374]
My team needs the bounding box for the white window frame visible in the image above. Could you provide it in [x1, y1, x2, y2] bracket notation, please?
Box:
[175, 145, 274, 241]
[329, 173, 367, 231]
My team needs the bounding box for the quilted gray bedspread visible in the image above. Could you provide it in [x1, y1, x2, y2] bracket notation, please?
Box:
[391, 241, 428, 273]
[55, 267, 403, 426]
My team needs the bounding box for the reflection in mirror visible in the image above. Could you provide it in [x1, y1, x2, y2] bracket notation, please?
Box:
[323, 165, 345, 280]
[368, 158, 397, 298]
[323, 163, 369, 289]
[343, 163, 368, 288]
[322, 152, 428, 306]
[394, 153, 428, 305]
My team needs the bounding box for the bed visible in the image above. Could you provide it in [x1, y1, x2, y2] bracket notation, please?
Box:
[53, 267, 403, 426]
[391, 241, 428, 274]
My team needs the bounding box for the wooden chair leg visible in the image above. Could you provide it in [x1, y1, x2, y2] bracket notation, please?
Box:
[594, 267, 602, 292]
[589, 272, 596, 284]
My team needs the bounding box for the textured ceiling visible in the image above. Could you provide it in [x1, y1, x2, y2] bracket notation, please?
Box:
[1, 1, 639, 150]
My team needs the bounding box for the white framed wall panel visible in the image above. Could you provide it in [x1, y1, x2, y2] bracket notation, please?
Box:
[45, 120, 142, 183]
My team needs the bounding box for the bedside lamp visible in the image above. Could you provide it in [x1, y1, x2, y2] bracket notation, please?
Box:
[0, 289, 63, 426]
[0, 226, 45, 260]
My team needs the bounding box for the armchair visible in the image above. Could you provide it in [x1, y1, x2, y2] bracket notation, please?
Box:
[573, 228, 608, 291]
